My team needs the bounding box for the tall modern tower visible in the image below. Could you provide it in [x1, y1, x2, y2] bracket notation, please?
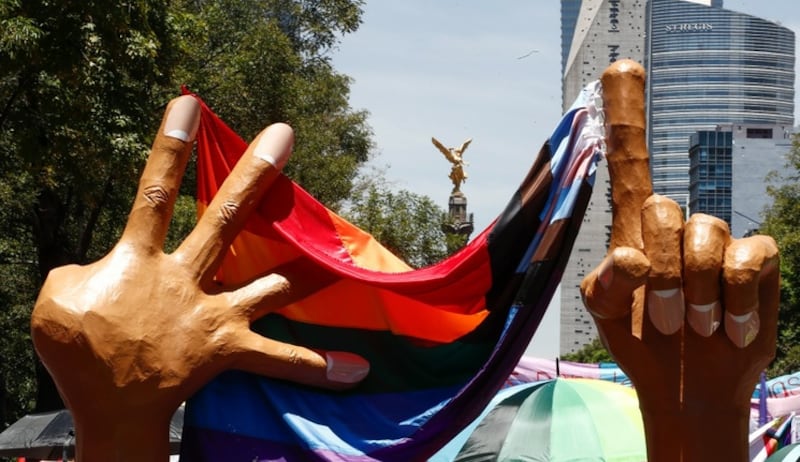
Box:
[563, 0, 647, 110]
[646, 0, 795, 210]
[560, 0, 646, 354]
[561, 0, 584, 75]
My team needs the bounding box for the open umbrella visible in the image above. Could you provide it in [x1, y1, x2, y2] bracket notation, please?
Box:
[432, 378, 645, 462]
[766, 442, 800, 461]
[0, 407, 184, 459]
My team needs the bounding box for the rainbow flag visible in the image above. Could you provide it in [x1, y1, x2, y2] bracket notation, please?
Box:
[180, 82, 605, 461]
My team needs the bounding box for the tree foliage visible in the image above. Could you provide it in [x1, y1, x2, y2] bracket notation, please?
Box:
[560, 336, 614, 364]
[0, 0, 377, 423]
[761, 134, 800, 378]
[1, 0, 177, 270]
[173, 0, 371, 208]
[0, 0, 463, 427]
[343, 167, 466, 269]
[0, 0, 180, 418]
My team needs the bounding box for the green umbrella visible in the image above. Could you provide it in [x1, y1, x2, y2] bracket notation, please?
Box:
[452, 378, 646, 462]
[767, 443, 800, 461]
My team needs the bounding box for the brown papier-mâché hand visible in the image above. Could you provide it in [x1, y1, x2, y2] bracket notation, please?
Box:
[30, 95, 370, 462]
[580, 59, 780, 462]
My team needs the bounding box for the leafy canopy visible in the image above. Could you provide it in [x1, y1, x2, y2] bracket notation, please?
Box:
[761, 134, 800, 378]
[0, 0, 468, 424]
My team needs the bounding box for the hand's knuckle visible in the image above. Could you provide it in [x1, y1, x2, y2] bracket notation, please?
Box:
[217, 200, 239, 224]
[143, 185, 170, 208]
[723, 246, 761, 285]
[281, 346, 303, 366]
[685, 252, 722, 272]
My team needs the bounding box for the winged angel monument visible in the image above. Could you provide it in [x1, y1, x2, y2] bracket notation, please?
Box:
[432, 136, 472, 193]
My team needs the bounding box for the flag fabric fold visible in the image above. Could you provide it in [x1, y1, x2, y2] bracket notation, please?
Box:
[180, 81, 606, 461]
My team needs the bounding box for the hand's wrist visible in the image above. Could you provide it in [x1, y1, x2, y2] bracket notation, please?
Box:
[74, 413, 173, 462]
[640, 405, 750, 462]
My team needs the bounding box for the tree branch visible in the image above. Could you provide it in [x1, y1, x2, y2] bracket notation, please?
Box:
[77, 174, 114, 262]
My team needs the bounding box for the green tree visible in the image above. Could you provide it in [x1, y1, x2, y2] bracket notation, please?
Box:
[0, 0, 179, 417]
[561, 336, 614, 364]
[173, 0, 370, 209]
[0, 0, 373, 420]
[761, 134, 800, 377]
[0, 0, 459, 426]
[343, 168, 459, 269]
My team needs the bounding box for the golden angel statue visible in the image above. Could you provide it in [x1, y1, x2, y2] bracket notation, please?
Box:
[432, 137, 472, 193]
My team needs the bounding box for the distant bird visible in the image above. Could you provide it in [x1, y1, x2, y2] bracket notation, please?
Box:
[516, 49, 540, 60]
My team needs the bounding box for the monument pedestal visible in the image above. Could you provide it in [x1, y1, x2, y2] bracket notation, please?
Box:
[442, 191, 474, 237]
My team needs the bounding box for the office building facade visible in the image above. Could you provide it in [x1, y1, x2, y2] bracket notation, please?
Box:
[560, 0, 646, 354]
[689, 124, 793, 238]
[646, 0, 795, 210]
[561, 0, 583, 75]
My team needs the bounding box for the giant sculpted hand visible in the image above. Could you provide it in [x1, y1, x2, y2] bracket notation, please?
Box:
[581, 60, 779, 461]
[31, 96, 369, 462]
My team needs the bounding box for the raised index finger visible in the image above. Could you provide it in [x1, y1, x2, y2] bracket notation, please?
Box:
[121, 96, 200, 252]
[580, 60, 653, 323]
[602, 60, 652, 252]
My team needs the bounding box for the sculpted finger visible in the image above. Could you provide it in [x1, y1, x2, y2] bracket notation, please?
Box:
[581, 246, 650, 319]
[122, 95, 200, 251]
[219, 258, 338, 321]
[723, 235, 780, 348]
[683, 214, 730, 337]
[231, 331, 370, 390]
[176, 123, 294, 282]
[641, 195, 684, 335]
[602, 59, 653, 252]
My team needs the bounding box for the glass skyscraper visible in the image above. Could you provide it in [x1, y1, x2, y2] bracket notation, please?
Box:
[646, 0, 795, 210]
[689, 124, 793, 238]
[561, 0, 583, 75]
[689, 129, 733, 224]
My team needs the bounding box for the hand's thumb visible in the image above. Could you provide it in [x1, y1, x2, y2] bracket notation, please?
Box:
[581, 246, 650, 319]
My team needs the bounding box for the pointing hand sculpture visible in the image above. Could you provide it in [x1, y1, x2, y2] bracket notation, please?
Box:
[432, 136, 472, 193]
[581, 60, 779, 461]
[30, 96, 369, 461]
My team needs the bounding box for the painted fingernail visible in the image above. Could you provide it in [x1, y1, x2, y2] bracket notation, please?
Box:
[164, 96, 200, 142]
[725, 309, 760, 348]
[687, 301, 722, 337]
[326, 351, 369, 384]
[647, 288, 685, 335]
[254, 123, 294, 170]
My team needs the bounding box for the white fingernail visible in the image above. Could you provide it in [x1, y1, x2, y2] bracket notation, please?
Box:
[688, 301, 721, 337]
[647, 288, 685, 335]
[326, 352, 369, 384]
[254, 123, 294, 170]
[163, 96, 200, 142]
[725, 309, 760, 348]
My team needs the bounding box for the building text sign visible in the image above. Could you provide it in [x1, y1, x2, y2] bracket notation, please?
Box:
[666, 23, 714, 32]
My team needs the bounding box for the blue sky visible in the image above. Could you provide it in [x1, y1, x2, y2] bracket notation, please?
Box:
[331, 1, 800, 359]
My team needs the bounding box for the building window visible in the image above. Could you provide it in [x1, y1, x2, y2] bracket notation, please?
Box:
[746, 128, 773, 139]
